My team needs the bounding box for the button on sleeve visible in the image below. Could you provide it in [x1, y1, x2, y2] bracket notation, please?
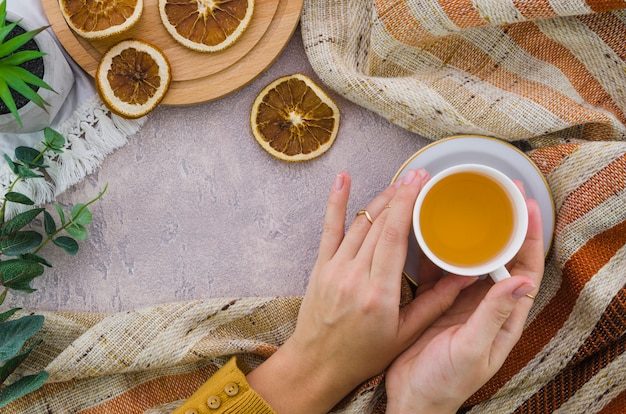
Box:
[207, 395, 221, 409]
[224, 382, 239, 396]
[172, 357, 276, 414]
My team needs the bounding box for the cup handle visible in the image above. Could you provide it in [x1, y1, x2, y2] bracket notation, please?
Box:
[489, 266, 511, 283]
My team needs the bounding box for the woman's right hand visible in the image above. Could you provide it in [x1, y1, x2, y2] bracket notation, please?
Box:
[385, 197, 545, 413]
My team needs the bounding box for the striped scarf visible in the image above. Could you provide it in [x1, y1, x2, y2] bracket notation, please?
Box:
[6, 1, 626, 413]
[301, 0, 626, 412]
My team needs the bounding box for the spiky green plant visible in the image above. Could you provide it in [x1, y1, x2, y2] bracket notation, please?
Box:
[0, 0, 54, 128]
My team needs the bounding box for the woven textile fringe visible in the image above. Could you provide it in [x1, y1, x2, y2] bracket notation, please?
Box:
[0, 96, 145, 218]
[4, 0, 626, 413]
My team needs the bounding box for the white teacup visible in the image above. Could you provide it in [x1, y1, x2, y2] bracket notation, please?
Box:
[413, 164, 528, 282]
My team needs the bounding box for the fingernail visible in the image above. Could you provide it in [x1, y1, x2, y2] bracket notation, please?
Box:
[333, 173, 345, 191]
[417, 168, 429, 182]
[512, 283, 536, 300]
[395, 170, 417, 188]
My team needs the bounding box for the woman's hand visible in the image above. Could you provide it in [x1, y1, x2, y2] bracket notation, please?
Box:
[385, 196, 545, 414]
[247, 170, 479, 413]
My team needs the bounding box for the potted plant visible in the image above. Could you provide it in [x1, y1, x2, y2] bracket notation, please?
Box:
[0, 0, 74, 134]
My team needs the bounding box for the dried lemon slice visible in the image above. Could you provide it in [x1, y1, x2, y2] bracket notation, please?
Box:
[96, 39, 171, 119]
[250, 74, 340, 162]
[59, 0, 143, 40]
[158, 0, 254, 53]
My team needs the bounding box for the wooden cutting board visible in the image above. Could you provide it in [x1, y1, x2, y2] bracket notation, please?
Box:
[42, 0, 303, 105]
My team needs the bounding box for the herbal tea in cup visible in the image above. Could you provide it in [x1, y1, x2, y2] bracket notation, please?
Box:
[413, 164, 528, 282]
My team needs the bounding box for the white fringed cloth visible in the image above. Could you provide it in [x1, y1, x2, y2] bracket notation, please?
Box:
[0, 2, 145, 214]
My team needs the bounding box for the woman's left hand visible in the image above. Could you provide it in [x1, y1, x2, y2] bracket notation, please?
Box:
[248, 169, 478, 414]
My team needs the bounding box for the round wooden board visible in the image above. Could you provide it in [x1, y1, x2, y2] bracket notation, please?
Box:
[42, 0, 303, 106]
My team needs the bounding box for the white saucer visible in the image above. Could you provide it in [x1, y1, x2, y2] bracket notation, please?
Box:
[392, 135, 555, 285]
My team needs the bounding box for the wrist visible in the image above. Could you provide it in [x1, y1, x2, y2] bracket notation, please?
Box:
[387, 392, 460, 414]
[387, 402, 458, 414]
[247, 338, 351, 413]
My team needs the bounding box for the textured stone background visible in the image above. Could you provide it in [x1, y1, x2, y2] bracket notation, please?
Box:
[6, 27, 428, 313]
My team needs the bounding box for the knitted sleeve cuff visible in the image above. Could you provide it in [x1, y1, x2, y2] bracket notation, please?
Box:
[172, 357, 276, 414]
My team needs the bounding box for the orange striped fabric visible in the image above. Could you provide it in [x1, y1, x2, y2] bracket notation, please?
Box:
[556, 154, 626, 231]
[78, 364, 218, 414]
[302, 0, 626, 412]
[374, 0, 436, 46]
[506, 21, 626, 125]
[529, 143, 581, 176]
[598, 389, 626, 414]
[513, 0, 558, 20]
[588, 0, 626, 13]
[440, 0, 487, 28]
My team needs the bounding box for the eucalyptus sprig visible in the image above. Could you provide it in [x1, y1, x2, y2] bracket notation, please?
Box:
[0, 127, 105, 408]
[0, 0, 54, 127]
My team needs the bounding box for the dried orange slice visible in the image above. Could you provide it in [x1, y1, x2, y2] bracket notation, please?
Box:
[250, 74, 340, 162]
[59, 0, 143, 40]
[95, 39, 171, 119]
[158, 0, 254, 53]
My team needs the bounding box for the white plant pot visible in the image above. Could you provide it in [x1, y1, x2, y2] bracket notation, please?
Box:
[0, 12, 75, 134]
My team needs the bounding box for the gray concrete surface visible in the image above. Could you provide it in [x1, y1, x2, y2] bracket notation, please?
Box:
[5, 26, 428, 314]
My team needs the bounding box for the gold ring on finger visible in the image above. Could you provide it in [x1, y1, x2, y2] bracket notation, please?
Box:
[356, 209, 373, 224]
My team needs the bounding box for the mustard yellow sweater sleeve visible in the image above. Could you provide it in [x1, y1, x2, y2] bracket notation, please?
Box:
[173, 357, 276, 414]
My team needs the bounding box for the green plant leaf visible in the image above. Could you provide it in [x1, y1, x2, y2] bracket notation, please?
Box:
[2, 208, 44, 235]
[0, 339, 41, 384]
[3, 65, 53, 93]
[54, 204, 65, 226]
[20, 253, 52, 268]
[0, 67, 50, 111]
[52, 236, 78, 255]
[2, 154, 18, 174]
[16, 165, 43, 179]
[0, 25, 45, 58]
[2, 283, 35, 294]
[43, 127, 65, 153]
[4, 192, 34, 206]
[0, 21, 20, 52]
[0, 12, 18, 43]
[0, 231, 43, 256]
[0, 77, 19, 126]
[14, 147, 46, 169]
[0, 308, 20, 324]
[43, 211, 56, 236]
[70, 204, 92, 225]
[0, 259, 45, 291]
[0, 370, 49, 408]
[66, 224, 87, 241]
[0, 49, 46, 66]
[0, 314, 44, 362]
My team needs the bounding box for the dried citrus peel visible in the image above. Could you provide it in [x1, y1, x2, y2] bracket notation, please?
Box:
[96, 39, 171, 119]
[158, 0, 254, 53]
[59, 0, 143, 40]
[251, 74, 340, 162]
